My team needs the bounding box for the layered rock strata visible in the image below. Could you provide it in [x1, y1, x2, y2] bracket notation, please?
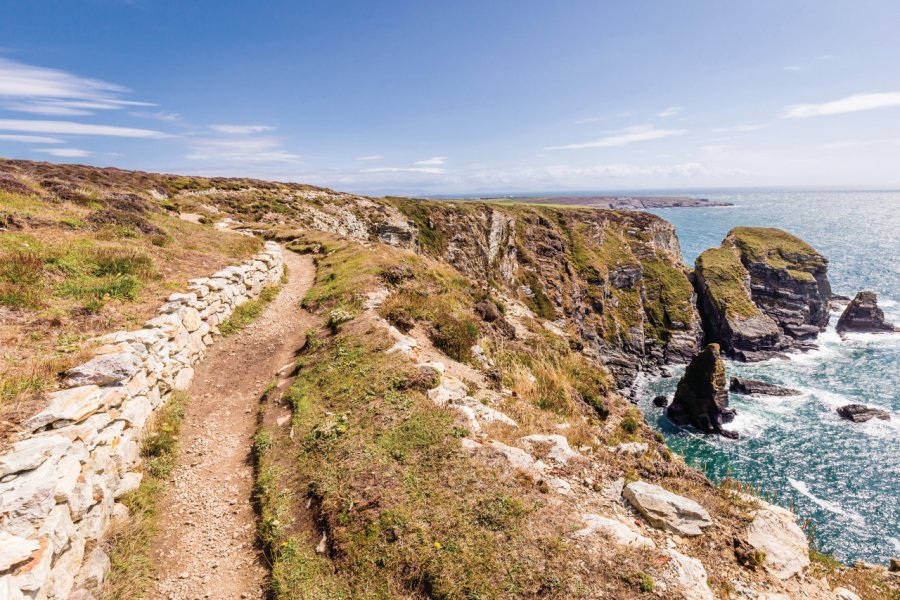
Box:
[694, 227, 831, 361]
[0, 243, 284, 600]
[667, 344, 738, 438]
[836, 291, 898, 334]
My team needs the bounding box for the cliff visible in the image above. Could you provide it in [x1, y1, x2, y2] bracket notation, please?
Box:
[694, 227, 831, 361]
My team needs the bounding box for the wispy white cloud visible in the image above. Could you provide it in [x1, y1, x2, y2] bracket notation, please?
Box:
[130, 110, 182, 122]
[0, 58, 153, 116]
[35, 147, 92, 158]
[782, 65, 803, 72]
[356, 155, 383, 161]
[0, 133, 64, 143]
[0, 118, 166, 138]
[185, 137, 300, 163]
[414, 156, 446, 166]
[209, 124, 276, 135]
[545, 125, 687, 150]
[657, 106, 683, 118]
[711, 124, 764, 133]
[574, 110, 634, 124]
[361, 166, 444, 174]
[781, 92, 900, 118]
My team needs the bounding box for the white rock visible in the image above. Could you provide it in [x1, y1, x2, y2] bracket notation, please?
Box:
[75, 546, 110, 591]
[0, 435, 71, 478]
[609, 442, 648, 456]
[469, 402, 518, 427]
[602, 477, 625, 500]
[0, 532, 40, 571]
[664, 549, 715, 600]
[40, 533, 84, 599]
[487, 440, 536, 471]
[574, 514, 655, 548]
[167, 292, 198, 304]
[747, 505, 810, 580]
[519, 434, 580, 465]
[386, 326, 417, 358]
[116, 395, 152, 429]
[173, 367, 194, 391]
[9, 536, 52, 592]
[114, 472, 143, 498]
[0, 456, 59, 521]
[65, 352, 142, 387]
[833, 588, 861, 600]
[24, 386, 104, 431]
[181, 307, 202, 332]
[1, 576, 26, 600]
[623, 481, 712, 536]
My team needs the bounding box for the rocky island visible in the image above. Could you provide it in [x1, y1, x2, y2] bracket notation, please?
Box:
[694, 227, 831, 361]
[467, 194, 733, 210]
[836, 290, 899, 334]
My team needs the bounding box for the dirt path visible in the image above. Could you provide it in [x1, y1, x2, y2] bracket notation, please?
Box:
[150, 250, 316, 600]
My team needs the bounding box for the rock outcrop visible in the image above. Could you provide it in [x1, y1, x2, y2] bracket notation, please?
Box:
[746, 503, 810, 580]
[836, 291, 898, 334]
[836, 404, 891, 423]
[694, 227, 831, 361]
[667, 344, 738, 438]
[623, 481, 713, 536]
[729, 377, 801, 397]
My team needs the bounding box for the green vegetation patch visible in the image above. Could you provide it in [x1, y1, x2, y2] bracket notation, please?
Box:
[639, 253, 695, 342]
[729, 226, 825, 281]
[219, 284, 282, 335]
[103, 392, 187, 599]
[695, 245, 759, 319]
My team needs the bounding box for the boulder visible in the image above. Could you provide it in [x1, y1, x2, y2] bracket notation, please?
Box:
[652, 394, 669, 407]
[574, 513, 655, 548]
[730, 377, 801, 397]
[623, 481, 712, 536]
[65, 352, 142, 387]
[663, 549, 715, 600]
[836, 291, 898, 334]
[474, 300, 501, 322]
[746, 505, 810, 580]
[836, 404, 890, 423]
[0, 435, 71, 478]
[667, 344, 738, 438]
[23, 386, 106, 431]
[694, 227, 831, 361]
[833, 588, 861, 600]
[519, 434, 580, 465]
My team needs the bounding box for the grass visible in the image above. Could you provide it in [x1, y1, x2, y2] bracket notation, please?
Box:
[101, 391, 187, 600]
[695, 245, 759, 319]
[621, 572, 654, 593]
[218, 284, 282, 335]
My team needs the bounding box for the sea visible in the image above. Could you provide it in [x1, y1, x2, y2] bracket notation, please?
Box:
[635, 190, 900, 565]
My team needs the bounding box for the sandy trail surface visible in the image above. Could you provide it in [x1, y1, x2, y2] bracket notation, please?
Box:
[149, 250, 316, 600]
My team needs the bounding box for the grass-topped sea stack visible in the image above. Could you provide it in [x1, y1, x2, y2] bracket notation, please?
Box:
[693, 227, 831, 361]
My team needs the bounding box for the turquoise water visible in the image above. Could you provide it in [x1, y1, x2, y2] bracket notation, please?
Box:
[639, 191, 900, 565]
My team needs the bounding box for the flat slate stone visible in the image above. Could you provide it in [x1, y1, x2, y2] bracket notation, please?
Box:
[623, 481, 713, 536]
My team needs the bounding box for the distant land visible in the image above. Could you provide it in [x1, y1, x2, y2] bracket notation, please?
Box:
[438, 195, 734, 209]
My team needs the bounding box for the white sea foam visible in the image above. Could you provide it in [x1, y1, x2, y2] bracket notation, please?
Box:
[788, 478, 867, 526]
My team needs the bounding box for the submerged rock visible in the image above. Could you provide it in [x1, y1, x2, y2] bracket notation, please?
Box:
[623, 481, 713, 536]
[729, 377, 801, 397]
[652, 394, 669, 407]
[667, 344, 738, 438]
[836, 291, 898, 334]
[694, 227, 831, 361]
[836, 404, 891, 423]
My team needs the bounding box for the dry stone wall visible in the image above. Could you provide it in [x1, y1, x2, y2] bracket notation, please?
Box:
[0, 241, 284, 600]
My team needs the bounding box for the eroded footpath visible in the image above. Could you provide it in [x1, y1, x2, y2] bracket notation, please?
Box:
[149, 250, 317, 600]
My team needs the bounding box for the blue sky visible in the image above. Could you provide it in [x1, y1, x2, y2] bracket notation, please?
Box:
[1, 1, 900, 195]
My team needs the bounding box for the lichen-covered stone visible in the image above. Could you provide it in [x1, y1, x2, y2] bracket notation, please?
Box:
[623, 481, 713, 536]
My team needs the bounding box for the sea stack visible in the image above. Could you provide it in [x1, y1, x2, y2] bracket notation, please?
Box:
[667, 344, 738, 438]
[694, 227, 831, 361]
[836, 291, 898, 334]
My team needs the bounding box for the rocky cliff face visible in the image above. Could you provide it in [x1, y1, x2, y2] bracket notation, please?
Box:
[694, 227, 831, 361]
[667, 343, 737, 438]
[836, 290, 898, 333]
[382, 200, 703, 389]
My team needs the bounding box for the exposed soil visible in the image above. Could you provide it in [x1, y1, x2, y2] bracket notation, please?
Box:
[149, 249, 317, 600]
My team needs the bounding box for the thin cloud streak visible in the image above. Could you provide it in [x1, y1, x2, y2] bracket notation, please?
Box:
[209, 124, 276, 135]
[781, 92, 900, 118]
[35, 147, 92, 157]
[545, 125, 687, 150]
[0, 133, 64, 143]
[414, 156, 447, 165]
[0, 119, 167, 138]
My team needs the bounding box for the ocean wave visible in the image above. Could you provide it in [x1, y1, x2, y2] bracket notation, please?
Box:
[788, 478, 867, 526]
